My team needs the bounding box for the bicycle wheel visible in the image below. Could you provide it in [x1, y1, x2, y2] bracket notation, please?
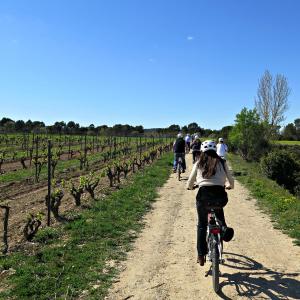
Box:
[177, 162, 181, 181]
[211, 240, 220, 293]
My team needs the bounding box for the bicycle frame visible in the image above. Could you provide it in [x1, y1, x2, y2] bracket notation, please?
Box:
[207, 209, 223, 263]
[206, 208, 224, 292]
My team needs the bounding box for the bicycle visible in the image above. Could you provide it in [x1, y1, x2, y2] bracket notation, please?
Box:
[185, 142, 191, 154]
[205, 186, 231, 293]
[177, 157, 183, 181]
[205, 208, 224, 293]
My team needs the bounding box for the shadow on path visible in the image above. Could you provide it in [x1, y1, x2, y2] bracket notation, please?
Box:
[216, 252, 300, 299]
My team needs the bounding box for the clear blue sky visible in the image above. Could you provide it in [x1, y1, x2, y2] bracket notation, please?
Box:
[0, 0, 299, 129]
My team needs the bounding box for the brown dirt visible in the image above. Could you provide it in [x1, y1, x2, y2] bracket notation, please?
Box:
[106, 154, 300, 300]
[1, 150, 80, 173]
[0, 146, 163, 252]
[0, 153, 105, 199]
[0, 175, 113, 251]
[0, 151, 156, 252]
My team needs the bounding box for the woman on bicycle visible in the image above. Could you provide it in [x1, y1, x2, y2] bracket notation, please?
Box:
[186, 140, 234, 266]
[191, 135, 201, 163]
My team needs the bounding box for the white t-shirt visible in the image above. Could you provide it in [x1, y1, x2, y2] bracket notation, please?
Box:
[217, 143, 228, 157]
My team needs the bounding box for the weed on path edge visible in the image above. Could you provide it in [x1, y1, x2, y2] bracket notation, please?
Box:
[228, 153, 300, 246]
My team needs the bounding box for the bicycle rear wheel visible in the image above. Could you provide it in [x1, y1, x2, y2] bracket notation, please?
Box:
[177, 162, 181, 181]
[211, 241, 220, 292]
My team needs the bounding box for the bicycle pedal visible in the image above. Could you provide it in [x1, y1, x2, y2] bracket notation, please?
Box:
[205, 265, 212, 277]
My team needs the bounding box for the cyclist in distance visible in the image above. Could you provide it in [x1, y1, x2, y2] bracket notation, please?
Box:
[185, 133, 192, 152]
[191, 135, 201, 163]
[216, 137, 228, 160]
[186, 140, 234, 266]
[173, 133, 186, 173]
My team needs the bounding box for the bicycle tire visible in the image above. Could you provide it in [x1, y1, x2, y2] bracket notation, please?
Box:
[211, 239, 220, 293]
[177, 162, 181, 181]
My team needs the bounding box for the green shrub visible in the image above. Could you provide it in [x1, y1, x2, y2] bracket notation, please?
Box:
[260, 149, 300, 193]
[33, 227, 60, 244]
[229, 108, 270, 161]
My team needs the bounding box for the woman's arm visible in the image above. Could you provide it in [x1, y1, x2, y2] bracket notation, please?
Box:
[186, 161, 198, 189]
[224, 162, 234, 189]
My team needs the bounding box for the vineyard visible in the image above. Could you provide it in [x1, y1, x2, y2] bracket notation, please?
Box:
[0, 133, 173, 254]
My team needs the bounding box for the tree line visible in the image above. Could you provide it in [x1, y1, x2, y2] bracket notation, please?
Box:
[0, 119, 145, 136]
[0, 117, 226, 138]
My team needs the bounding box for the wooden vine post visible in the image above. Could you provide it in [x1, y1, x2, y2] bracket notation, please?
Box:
[0, 204, 10, 254]
[47, 140, 51, 226]
[68, 136, 71, 159]
[139, 136, 142, 160]
[35, 136, 39, 182]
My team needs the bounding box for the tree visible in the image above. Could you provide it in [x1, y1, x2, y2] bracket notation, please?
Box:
[0, 117, 13, 127]
[282, 123, 297, 140]
[295, 118, 300, 140]
[67, 121, 76, 128]
[134, 125, 144, 133]
[294, 118, 300, 131]
[15, 120, 26, 131]
[53, 121, 66, 134]
[181, 125, 188, 133]
[168, 124, 180, 132]
[219, 126, 233, 140]
[229, 108, 269, 161]
[25, 120, 33, 131]
[187, 122, 200, 133]
[255, 70, 290, 137]
[203, 128, 213, 137]
[3, 120, 15, 132]
[66, 121, 76, 134]
[32, 121, 45, 133]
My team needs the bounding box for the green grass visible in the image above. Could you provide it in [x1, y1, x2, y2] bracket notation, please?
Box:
[274, 140, 300, 145]
[0, 153, 173, 300]
[228, 153, 300, 246]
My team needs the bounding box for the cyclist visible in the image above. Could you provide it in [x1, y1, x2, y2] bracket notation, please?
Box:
[186, 140, 234, 266]
[216, 138, 228, 160]
[184, 133, 192, 152]
[191, 135, 201, 163]
[173, 133, 186, 173]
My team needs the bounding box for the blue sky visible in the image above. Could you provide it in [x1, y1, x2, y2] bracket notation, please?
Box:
[0, 0, 299, 129]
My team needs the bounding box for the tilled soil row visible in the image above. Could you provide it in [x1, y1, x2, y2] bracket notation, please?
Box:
[0, 154, 164, 251]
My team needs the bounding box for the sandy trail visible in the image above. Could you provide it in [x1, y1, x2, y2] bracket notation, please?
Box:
[106, 154, 300, 300]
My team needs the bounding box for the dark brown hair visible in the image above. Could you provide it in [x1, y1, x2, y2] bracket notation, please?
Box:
[198, 150, 222, 178]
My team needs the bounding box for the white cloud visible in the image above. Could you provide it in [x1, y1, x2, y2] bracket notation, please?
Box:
[187, 36, 195, 41]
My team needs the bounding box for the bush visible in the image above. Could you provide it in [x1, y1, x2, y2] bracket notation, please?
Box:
[33, 227, 60, 244]
[260, 149, 300, 193]
[229, 108, 270, 161]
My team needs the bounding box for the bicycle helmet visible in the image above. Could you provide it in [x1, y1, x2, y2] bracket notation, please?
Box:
[194, 135, 199, 140]
[177, 133, 183, 138]
[219, 138, 224, 142]
[201, 140, 217, 152]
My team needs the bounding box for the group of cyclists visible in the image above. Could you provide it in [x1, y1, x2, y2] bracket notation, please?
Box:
[173, 133, 228, 172]
[172, 133, 234, 267]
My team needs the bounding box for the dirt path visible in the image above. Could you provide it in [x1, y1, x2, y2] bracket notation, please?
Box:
[106, 154, 300, 300]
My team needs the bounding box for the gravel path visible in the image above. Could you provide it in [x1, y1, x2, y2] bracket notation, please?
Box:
[106, 154, 300, 299]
